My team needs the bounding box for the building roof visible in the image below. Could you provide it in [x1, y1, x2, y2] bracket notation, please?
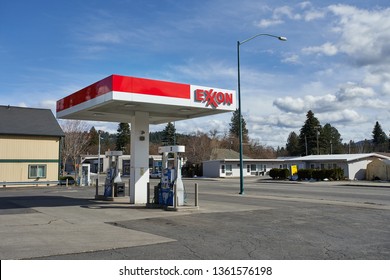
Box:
[290, 153, 390, 162]
[210, 148, 252, 160]
[0, 105, 64, 137]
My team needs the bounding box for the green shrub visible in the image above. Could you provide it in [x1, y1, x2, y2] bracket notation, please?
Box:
[269, 168, 290, 180]
[279, 168, 290, 180]
[297, 168, 344, 181]
[269, 168, 278, 179]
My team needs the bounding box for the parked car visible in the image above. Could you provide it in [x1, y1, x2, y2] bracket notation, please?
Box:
[150, 171, 162, 179]
[58, 176, 76, 185]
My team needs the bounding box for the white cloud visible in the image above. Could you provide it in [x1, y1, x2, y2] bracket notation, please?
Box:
[317, 109, 365, 124]
[274, 6, 302, 20]
[256, 2, 326, 30]
[257, 19, 283, 28]
[273, 94, 338, 114]
[282, 53, 301, 64]
[363, 67, 390, 96]
[273, 96, 305, 113]
[304, 9, 326, 21]
[250, 113, 303, 129]
[328, 4, 390, 66]
[298, 1, 312, 10]
[336, 83, 375, 101]
[302, 42, 338, 56]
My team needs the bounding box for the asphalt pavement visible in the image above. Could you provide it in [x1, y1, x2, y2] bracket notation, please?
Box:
[0, 178, 389, 260]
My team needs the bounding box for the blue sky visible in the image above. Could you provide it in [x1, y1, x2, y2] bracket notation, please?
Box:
[1, 0, 390, 148]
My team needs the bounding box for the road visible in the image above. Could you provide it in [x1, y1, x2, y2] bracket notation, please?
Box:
[0, 178, 389, 259]
[191, 178, 390, 207]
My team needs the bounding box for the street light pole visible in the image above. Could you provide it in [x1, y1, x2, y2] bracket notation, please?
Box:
[237, 33, 286, 195]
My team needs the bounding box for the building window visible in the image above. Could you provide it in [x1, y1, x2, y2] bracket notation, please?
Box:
[29, 165, 47, 179]
[221, 165, 225, 174]
[226, 164, 232, 176]
[250, 164, 257, 175]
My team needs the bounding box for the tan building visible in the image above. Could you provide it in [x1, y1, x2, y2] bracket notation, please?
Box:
[366, 158, 390, 181]
[0, 105, 64, 185]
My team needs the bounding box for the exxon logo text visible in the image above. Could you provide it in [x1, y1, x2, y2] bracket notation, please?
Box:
[194, 89, 233, 108]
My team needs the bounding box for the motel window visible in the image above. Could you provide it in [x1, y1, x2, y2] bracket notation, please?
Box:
[226, 164, 232, 176]
[321, 164, 325, 169]
[250, 164, 258, 176]
[221, 165, 225, 174]
[247, 165, 250, 173]
[226, 164, 232, 172]
[29, 165, 47, 179]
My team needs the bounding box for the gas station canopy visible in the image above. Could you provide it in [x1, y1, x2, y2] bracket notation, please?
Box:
[56, 74, 236, 204]
[56, 74, 236, 123]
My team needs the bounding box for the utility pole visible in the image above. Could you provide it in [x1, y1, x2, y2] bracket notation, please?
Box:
[315, 126, 321, 155]
[330, 139, 333, 155]
[305, 135, 308, 156]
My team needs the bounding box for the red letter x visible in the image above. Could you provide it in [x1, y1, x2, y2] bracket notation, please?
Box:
[204, 89, 218, 108]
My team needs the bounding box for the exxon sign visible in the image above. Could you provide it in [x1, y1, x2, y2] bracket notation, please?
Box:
[194, 88, 234, 109]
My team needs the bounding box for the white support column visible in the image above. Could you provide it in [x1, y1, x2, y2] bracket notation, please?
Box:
[130, 111, 149, 204]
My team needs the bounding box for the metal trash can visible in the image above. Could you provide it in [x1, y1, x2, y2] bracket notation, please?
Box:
[114, 183, 125, 197]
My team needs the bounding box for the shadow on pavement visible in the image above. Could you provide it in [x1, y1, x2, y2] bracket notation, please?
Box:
[0, 195, 97, 212]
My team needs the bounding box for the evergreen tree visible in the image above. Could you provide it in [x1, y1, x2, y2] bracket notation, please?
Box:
[229, 109, 249, 143]
[162, 122, 176, 145]
[298, 110, 321, 155]
[87, 126, 99, 154]
[320, 123, 343, 154]
[89, 126, 99, 144]
[372, 121, 388, 152]
[286, 131, 300, 156]
[116, 123, 130, 153]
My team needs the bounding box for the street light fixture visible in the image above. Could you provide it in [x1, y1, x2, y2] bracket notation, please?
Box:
[237, 33, 286, 195]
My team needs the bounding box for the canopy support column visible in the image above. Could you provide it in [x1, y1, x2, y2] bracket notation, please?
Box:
[130, 111, 149, 204]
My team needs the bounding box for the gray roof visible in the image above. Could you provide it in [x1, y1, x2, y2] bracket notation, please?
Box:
[290, 153, 390, 162]
[210, 148, 252, 160]
[0, 105, 64, 137]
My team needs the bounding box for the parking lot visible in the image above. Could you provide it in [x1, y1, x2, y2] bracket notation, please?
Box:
[0, 178, 389, 259]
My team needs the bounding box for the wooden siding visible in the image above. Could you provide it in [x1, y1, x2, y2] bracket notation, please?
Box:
[0, 135, 60, 160]
[0, 135, 60, 182]
[0, 162, 59, 182]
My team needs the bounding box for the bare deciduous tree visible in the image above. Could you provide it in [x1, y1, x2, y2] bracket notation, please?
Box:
[60, 120, 90, 182]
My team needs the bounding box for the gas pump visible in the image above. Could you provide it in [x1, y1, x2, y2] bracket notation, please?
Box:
[103, 151, 123, 198]
[79, 164, 91, 186]
[157, 145, 185, 206]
